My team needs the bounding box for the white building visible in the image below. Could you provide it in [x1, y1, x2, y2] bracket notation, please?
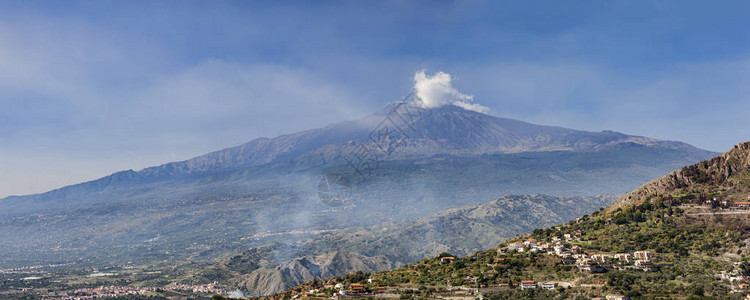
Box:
[541, 282, 558, 290]
[520, 280, 537, 290]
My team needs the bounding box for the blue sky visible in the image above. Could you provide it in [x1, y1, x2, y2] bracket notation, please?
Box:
[1, 1, 749, 198]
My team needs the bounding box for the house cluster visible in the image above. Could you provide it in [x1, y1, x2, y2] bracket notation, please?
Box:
[169, 281, 225, 294]
[498, 236, 657, 273]
[717, 262, 750, 292]
[0, 263, 72, 275]
[46, 286, 163, 299]
[702, 195, 750, 210]
[296, 279, 381, 298]
[497, 280, 558, 291]
[43, 282, 225, 299]
[498, 234, 581, 255]
[575, 250, 656, 273]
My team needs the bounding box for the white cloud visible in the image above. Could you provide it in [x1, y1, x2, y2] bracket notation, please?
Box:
[413, 70, 489, 113]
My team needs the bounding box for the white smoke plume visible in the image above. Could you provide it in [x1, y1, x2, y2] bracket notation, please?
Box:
[413, 70, 489, 113]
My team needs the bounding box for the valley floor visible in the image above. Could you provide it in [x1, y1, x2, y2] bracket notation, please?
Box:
[0, 263, 227, 299]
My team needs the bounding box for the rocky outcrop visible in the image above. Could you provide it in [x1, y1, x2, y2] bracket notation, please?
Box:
[236, 251, 397, 295]
[611, 141, 750, 210]
[239, 268, 289, 296]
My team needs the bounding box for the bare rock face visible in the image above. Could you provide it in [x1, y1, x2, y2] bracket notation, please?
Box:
[239, 268, 288, 296]
[235, 251, 398, 295]
[283, 257, 320, 286]
[612, 141, 750, 210]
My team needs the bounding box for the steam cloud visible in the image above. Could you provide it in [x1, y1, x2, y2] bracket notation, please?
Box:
[413, 70, 489, 113]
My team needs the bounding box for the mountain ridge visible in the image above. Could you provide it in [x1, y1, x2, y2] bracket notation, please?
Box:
[1, 104, 716, 202]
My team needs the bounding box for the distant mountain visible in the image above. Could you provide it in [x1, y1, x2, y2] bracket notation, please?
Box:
[2, 104, 713, 203]
[169, 104, 710, 166]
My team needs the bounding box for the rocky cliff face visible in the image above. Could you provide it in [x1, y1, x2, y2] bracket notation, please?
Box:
[234, 251, 397, 295]
[611, 141, 750, 210]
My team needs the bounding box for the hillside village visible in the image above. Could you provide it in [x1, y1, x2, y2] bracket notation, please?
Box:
[501, 235, 657, 274]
